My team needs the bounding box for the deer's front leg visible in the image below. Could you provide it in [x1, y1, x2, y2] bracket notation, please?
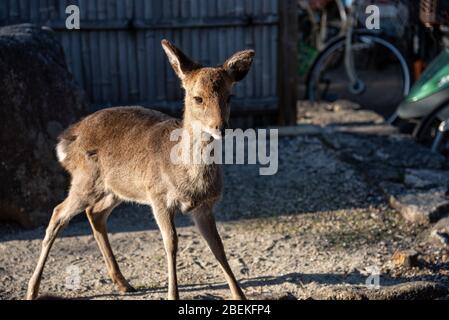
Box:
[152, 204, 179, 300]
[192, 206, 246, 300]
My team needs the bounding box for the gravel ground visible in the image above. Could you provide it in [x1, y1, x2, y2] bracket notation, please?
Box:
[1, 134, 449, 300]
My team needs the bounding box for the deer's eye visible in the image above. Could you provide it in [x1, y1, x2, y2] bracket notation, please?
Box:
[193, 96, 203, 104]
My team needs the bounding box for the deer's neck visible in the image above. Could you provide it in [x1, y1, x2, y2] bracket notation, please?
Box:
[181, 110, 209, 154]
[179, 112, 220, 173]
[170, 110, 223, 205]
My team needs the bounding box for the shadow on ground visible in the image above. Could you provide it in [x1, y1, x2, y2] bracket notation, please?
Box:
[69, 269, 449, 300]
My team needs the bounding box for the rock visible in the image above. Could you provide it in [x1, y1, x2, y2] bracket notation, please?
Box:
[430, 217, 449, 248]
[330, 100, 361, 112]
[431, 230, 449, 247]
[391, 250, 419, 268]
[0, 24, 89, 227]
[404, 169, 449, 189]
[382, 183, 449, 225]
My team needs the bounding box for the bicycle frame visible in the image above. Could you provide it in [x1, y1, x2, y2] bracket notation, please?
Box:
[343, 0, 366, 94]
[323, 0, 349, 45]
[299, 0, 348, 50]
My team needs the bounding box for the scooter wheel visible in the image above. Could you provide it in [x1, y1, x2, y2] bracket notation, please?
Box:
[413, 102, 449, 143]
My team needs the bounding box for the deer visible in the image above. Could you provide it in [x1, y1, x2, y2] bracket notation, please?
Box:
[26, 39, 255, 300]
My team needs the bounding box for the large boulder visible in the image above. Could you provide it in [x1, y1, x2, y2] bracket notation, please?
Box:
[0, 24, 89, 227]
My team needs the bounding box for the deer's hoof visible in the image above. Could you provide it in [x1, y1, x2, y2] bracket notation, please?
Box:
[25, 292, 37, 300]
[119, 284, 136, 294]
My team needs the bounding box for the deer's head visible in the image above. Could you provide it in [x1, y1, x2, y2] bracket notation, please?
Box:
[162, 39, 255, 140]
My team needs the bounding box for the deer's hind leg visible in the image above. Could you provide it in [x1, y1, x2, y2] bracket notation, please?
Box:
[85, 195, 135, 293]
[26, 180, 90, 300]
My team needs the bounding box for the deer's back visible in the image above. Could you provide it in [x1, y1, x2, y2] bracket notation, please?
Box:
[58, 107, 180, 199]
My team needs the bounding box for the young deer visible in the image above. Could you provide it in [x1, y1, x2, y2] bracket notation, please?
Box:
[26, 40, 254, 300]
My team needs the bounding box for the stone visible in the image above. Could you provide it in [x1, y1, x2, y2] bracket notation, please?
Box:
[382, 182, 449, 225]
[391, 250, 419, 268]
[431, 230, 449, 247]
[404, 169, 449, 189]
[430, 217, 449, 248]
[0, 24, 89, 227]
[331, 100, 361, 111]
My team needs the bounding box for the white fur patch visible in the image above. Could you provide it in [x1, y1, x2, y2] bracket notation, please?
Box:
[56, 142, 67, 162]
[203, 127, 222, 140]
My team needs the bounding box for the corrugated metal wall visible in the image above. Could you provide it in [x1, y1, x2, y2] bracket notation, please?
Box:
[0, 0, 279, 118]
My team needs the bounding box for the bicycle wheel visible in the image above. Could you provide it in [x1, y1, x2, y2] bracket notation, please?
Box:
[307, 33, 411, 118]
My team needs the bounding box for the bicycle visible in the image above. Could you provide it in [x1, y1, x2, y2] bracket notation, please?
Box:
[306, 0, 411, 118]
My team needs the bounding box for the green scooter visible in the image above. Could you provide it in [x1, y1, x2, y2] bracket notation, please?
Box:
[391, 0, 449, 154]
[391, 47, 449, 154]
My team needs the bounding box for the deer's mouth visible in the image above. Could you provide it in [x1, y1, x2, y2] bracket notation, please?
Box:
[202, 127, 223, 140]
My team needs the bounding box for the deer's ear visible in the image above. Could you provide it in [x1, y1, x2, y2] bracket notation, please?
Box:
[161, 39, 201, 80]
[223, 50, 255, 82]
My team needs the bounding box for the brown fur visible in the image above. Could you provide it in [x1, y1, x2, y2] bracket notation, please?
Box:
[27, 40, 255, 300]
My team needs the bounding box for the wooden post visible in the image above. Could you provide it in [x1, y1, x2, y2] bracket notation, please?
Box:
[278, 0, 299, 126]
